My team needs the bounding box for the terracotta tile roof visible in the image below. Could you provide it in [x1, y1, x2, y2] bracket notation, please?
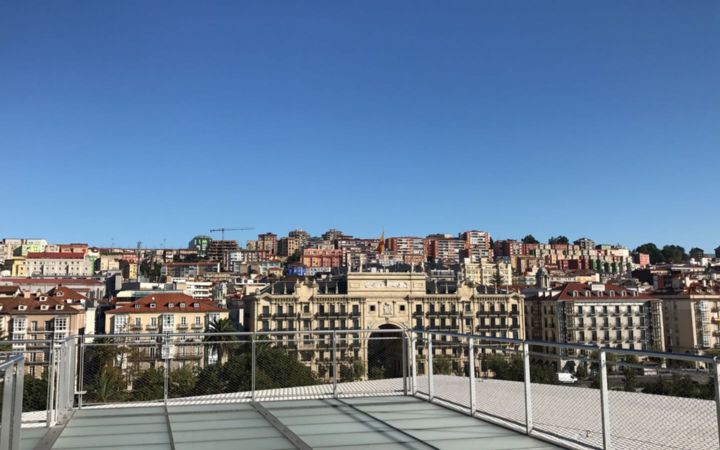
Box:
[0, 277, 104, 286]
[107, 293, 226, 314]
[46, 286, 87, 301]
[26, 252, 85, 259]
[0, 285, 21, 295]
[0, 296, 82, 314]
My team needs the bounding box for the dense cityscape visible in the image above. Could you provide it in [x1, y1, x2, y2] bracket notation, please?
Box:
[2, 230, 719, 386]
[2, 1, 718, 448]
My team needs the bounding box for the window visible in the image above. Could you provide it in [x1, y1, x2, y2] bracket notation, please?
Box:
[55, 317, 68, 331]
[399, 305, 406, 312]
[369, 305, 376, 312]
[194, 316, 201, 325]
[181, 316, 187, 325]
[134, 318, 141, 327]
[151, 317, 158, 326]
[163, 314, 174, 327]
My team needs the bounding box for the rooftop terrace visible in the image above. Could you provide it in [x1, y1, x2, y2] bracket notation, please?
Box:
[2, 329, 719, 450]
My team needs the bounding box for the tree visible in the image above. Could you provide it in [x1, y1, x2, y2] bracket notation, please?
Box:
[433, 355, 453, 375]
[634, 243, 665, 264]
[340, 361, 365, 382]
[661, 245, 689, 264]
[88, 367, 127, 403]
[576, 363, 588, 379]
[548, 236, 569, 245]
[522, 235, 539, 244]
[485, 355, 524, 381]
[689, 247, 705, 260]
[132, 367, 165, 401]
[23, 375, 48, 412]
[194, 363, 224, 396]
[169, 366, 197, 398]
[204, 317, 238, 363]
[621, 355, 639, 391]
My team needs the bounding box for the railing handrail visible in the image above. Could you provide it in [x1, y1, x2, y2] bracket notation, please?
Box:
[0, 354, 24, 372]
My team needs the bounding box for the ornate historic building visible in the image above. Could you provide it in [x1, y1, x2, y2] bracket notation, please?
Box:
[246, 270, 525, 378]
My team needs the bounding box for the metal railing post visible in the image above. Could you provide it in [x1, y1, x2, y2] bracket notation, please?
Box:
[0, 357, 24, 450]
[251, 332, 256, 401]
[428, 333, 434, 402]
[599, 348, 612, 449]
[46, 345, 56, 427]
[401, 331, 408, 395]
[410, 331, 417, 396]
[713, 357, 720, 448]
[332, 331, 338, 398]
[468, 337, 476, 416]
[523, 342, 533, 434]
[11, 359, 24, 450]
[78, 336, 85, 409]
[163, 336, 169, 403]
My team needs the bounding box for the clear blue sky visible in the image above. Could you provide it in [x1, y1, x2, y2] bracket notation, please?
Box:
[1, 1, 718, 251]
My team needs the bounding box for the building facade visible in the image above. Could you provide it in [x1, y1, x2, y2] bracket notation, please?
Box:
[525, 282, 665, 369]
[246, 271, 525, 378]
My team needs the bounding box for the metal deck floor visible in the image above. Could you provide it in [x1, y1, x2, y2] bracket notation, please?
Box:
[22, 396, 561, 449]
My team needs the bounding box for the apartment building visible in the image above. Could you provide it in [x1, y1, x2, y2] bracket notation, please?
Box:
[655, 282, 720, 355]
[461, 259, 513, 286]
[277, 237, 301, 257]
[302, 248, 343, 270]
[0, 294, 85, 376]
[105, 293, 229, 368]
[386, 237, 425, 260]
[525, 281, 665, 369]
[424, 235, 465, 265]
[21, 252, 93, 277]
[246, 271, 525, 377]
[0, 277, 107, 300]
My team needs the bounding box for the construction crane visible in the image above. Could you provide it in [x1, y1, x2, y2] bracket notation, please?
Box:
[209, 227, 255, 240]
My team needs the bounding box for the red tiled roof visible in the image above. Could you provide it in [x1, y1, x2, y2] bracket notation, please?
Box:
[533, 282, 658, 302]
[107, 293, 226, 314]
[0, 285, 21, 295]
[26, 252, 85, 259]
[46, 286, 87, 301]
[0, 278, 104, 286]
[0, 296, 82, 314]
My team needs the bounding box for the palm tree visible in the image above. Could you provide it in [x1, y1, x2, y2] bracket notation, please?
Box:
[204, 318, 237, 364]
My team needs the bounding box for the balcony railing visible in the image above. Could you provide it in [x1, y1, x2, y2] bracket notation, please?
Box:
[2, 330, 720, 450]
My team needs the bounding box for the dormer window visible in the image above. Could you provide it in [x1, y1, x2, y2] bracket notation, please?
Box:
[609, 291, 616, 297]
[134, 304, 141, 309]
[168, 303, 174, 308]
[55, 305, 63, 310]
[193, 303, 199, 308]
[572, 291, 578, 297]
[40, 304, 49, 310]
[56, 292, 63, 297]
[150, 303, 156, 308]
[621, 291, 627, 297]
[39, 296, 47, 302]
[18, 305, 27, 311]
[180, 303, 186, 308]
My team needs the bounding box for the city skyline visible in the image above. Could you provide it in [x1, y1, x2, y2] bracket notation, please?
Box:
[0, 225, 715, 255]
[2, 2, 718, 250]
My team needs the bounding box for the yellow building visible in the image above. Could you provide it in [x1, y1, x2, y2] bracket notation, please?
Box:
[247, 271, 525, 377]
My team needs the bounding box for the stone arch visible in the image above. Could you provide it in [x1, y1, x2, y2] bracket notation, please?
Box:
[367, 323, 405, 379]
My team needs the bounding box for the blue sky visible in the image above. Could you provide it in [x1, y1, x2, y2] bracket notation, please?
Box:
[1, 1, 718, 251]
